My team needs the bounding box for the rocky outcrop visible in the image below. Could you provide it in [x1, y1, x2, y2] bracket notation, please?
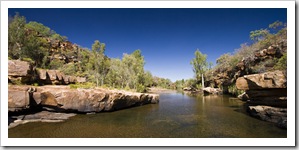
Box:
[247, 105, 287, 129]
[8, 60, 33, 84]
[36, 69, 82, 85]
[236, 70, 287, 108]
[8, 60, 86, 85]
[236, 70, 286, 90]
[236, 70, 287, 128]
[8, 85, 159, 113]
[254, 45, 283, 62]
[8, 87, 30, 112]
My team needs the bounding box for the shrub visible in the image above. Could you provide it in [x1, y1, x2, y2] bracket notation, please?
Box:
[49, 59, 64, 69]
[228, 84, 244, 96]
[69, 82, 95, 89]
[274, 53, 287, 71]
[22, 57, 35, 64]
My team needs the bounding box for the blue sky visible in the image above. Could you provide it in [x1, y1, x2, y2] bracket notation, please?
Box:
[8, 8, 287, 82]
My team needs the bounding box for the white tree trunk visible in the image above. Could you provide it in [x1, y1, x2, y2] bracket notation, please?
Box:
[201, 73, 204, 89]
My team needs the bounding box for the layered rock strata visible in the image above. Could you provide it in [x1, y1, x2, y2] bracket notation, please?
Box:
[236, 70, 287, 128]
[8, 85, 159, 113]
[8, 60, 86, 85]
[236, 70, 287, 107]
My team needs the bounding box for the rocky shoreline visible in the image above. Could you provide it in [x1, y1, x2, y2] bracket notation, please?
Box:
[236, 70, 287, 129]
[8, 85, 159, 128]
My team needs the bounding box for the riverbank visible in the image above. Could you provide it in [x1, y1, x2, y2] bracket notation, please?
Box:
[8, 85, 159, 129]
[148, 87, 177, 94]
[9, 93, 286, 138]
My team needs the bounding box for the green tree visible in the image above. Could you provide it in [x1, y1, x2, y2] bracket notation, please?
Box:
[190, 49, 208, 89]
[8, 13, 26, 59]
[91, 40, 107, 87]
[249, 28, 269, 41]
[269, 20, 283, 30]
[22, 22, 51, 67]
[25, 21, 51, 37]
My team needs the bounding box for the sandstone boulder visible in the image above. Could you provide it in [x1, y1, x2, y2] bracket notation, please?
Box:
[37, 69, 47, 80]
[8, 60, 32, 77]
[8, 60, 32, 84]
[8, 85, 159, 113]
[31, 86, 159, 113]
[8, 88, 30, 112]
[203, 87, 222, 95]
[236, 70, 286, 90]
[47, 70, 57, 81]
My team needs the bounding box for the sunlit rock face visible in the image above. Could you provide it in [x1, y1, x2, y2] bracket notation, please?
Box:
[236, 70, 287, 108]
[8, 85, 159, 113]
[8, 60, 33, 84]
[236, 70, 287, 129]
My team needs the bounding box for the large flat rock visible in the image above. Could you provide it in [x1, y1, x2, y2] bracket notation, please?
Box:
[8, 60, 31, 77]
[236, 70, 286, 90]
[8, 85, 159, 113]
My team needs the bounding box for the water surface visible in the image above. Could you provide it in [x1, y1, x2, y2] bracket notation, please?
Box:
[8, 92, 287, 138]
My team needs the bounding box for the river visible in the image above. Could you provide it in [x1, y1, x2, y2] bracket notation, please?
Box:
[8, 92, 287, 138]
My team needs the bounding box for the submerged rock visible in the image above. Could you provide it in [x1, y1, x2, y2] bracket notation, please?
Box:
[9, 111, 76, 129]
[247, 105, 287, 129]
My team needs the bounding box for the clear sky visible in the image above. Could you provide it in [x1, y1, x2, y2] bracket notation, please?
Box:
[8, 8, 287, 82]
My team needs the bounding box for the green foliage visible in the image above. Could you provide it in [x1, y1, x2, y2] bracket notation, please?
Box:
[8, 12, 26, 59]
[190, 49, 208, 80]
[62, 63, 79, 75]
[249, 28, 269, 41]
[174, 78, 195, 90]
[190, 49, 211, 89]
[69, 82, 95, 89]
[274, 53, 287, 71]
[228, 84, 244, 96]
[21, 57, 35, 64]
[49, 59, 64, 69]
[90, 40, 108, 87]
[136, 84, 147, 93]
[51, 33, 67, 41]
[8, 13, 69, 68]
[25, 21, 52, 37]
[269, 20, 283, 30]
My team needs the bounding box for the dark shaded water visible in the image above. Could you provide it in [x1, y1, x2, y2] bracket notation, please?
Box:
[8, 92, 287, 138]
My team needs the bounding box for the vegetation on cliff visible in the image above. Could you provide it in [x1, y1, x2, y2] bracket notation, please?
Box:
[8, 13, 173, 92]
[176, 20, 287, 96]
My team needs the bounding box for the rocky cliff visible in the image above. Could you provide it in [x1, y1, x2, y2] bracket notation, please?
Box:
[8, 60, 86, 85]
[236, 70, 287, 107]
[236, 70, 287, 128]
[206, 42, 286, 95]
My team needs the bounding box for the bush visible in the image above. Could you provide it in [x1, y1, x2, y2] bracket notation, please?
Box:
[62, 63, 77, 75]
[49, 59, 64, 69]
[274, 53, 287, 71]
[69, 82, 95, 89]
[228, 84, 244, 96]
[136, 84, 147, 93]
[22, 57, 35, 64]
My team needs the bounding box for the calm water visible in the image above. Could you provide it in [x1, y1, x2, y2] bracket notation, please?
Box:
[8, 92, 287, 138]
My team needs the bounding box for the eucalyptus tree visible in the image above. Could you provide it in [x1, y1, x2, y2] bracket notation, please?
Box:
[190, 49, 208, 89]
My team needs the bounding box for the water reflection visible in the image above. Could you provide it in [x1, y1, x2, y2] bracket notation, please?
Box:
[9, 92, 287, 138]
